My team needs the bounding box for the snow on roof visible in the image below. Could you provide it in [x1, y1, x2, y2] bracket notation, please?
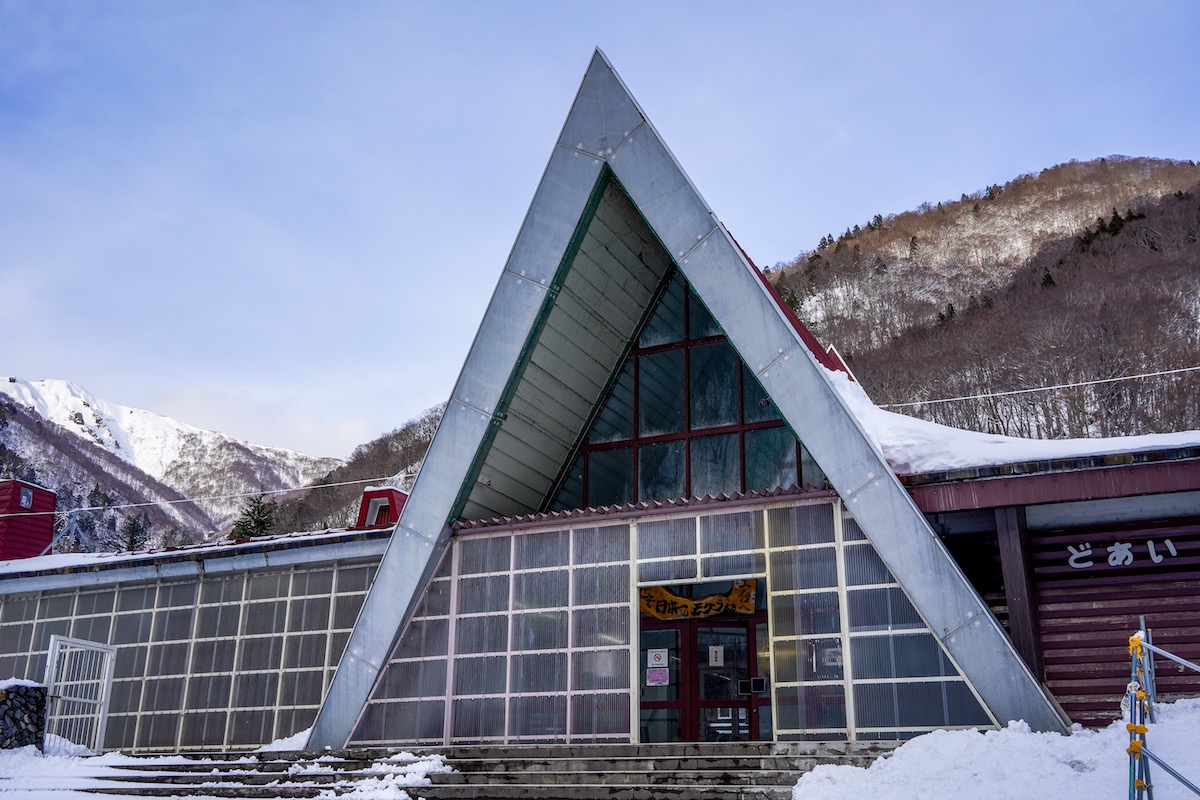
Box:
[0, 526, 379, 579]
[828, 368, 1200, 475]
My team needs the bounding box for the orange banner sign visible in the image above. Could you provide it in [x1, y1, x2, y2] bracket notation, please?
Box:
[639, 580, 757, 620]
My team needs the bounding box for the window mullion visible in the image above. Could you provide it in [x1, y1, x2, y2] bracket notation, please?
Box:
[833, 501, 856, 740]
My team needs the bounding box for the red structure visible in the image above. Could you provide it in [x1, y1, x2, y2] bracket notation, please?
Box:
[0, 479, 56, 560]
[353, 487, 407, 530]
[900, 449, 1200, 726]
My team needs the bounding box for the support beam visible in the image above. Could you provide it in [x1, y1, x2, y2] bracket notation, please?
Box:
[995, 506, 1044, 680]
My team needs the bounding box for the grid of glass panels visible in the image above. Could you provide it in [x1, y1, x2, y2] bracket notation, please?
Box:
[351, 523, 633, 745]
[637, 509, 765, 585]
[0, 557, 378, 752]
[351, 497, 996, 746]
[766, 501, 995, 740]
[550, 270, 826, 511]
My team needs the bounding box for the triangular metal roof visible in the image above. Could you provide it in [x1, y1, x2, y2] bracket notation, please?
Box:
[308, 50, 1067, 747]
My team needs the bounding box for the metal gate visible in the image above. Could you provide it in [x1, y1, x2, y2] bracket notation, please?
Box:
[42, 635, 116, 753]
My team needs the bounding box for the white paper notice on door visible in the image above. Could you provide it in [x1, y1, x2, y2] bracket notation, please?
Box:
[709, 645, 724, 667]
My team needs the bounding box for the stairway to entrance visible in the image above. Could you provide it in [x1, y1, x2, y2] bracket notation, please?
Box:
[76, 741, 897, 799]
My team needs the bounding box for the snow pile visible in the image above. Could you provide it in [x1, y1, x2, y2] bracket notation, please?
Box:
[0, 746, 193, 794]
[826, 369, 1200, 475]
[255, 726, 311, 752]
[322, 755, 451, 799]
[0, 743, 450, 800]
[42, 734, 93, 758]
[795, 698, 1200, 800]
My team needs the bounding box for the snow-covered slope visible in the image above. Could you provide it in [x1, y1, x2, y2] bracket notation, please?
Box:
[0, 378, 345, 546]
[1, 378, 334, 481]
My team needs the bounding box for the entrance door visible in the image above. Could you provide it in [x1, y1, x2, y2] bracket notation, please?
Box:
[639, 617, 770, 742]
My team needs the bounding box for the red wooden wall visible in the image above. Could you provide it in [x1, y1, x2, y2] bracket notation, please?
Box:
[1031, 518, 1200, 726]
[0, 480, 56, 560]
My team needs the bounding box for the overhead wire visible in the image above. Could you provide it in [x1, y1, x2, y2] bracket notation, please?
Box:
[5, 366, 1198, 520]
[0, 474, 401, 520]
[881, 365, 1200, 409]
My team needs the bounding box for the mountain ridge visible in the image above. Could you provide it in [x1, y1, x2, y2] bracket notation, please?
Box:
[770, 156, 1200, 438]
[0, 378, 344, 549]
[6, 155, 1198, 552]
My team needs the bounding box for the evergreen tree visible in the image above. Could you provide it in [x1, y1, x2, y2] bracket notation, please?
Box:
[114, 513, 150, 552]
[1041, 268, 1057, 288]
[1108, 207, 1125, 235]
[231, 493, 279, 538]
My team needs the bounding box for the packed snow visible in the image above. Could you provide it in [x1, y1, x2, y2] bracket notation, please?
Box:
[794, 697, 1200, 799]
[827, 368, 1200, 475]
[254, 726, 312, 752]
[0, 526, 376, 577]
[2, 701, 1197, 797]
[0, 732, 450, 800]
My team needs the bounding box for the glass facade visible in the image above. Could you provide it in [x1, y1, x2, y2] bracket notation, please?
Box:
[350, 524, 633, 745]
[551, 271, 826, 511]
[356, 499, 995, 745]
[767, 504, 993, 740]
[0, 551, 380, 752]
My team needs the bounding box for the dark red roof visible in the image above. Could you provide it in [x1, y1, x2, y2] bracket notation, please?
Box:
[725, 228, 849, 376]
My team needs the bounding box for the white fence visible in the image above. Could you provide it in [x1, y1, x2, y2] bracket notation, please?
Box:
[43, 635, 116, 753]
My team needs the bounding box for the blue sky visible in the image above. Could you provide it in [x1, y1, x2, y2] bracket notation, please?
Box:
[3, 1, 1198, 459]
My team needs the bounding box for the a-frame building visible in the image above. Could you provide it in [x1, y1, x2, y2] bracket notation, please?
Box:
[308, 50, 1068, 748]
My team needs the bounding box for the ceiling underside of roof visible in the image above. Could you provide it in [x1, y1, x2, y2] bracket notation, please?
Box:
[460, 175, 674, 520]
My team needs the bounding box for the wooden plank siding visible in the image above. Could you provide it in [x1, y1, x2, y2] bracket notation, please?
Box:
[1030, 518, 1200, 726]
[0, 481, 56, 560]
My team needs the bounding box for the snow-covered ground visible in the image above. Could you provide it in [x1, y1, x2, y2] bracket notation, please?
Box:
[0, 736, 449, 800]
[3, 700, 1197, 799]
[795, 697, 1200, 800]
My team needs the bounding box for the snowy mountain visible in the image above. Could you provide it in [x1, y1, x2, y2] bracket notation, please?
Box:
[0, 378, 344, 549]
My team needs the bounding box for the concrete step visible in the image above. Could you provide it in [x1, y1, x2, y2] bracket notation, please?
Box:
[409, 786, 793, 800]
[428, 769, 796, 786]
[87, 788, 325, 799]
[442, 755, 879, 772]
[75, 741, 895, 800]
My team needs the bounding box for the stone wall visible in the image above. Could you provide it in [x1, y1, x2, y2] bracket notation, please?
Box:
[0, 682, 46, 750]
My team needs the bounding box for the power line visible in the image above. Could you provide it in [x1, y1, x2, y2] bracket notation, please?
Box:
[7, 366, 1198, 518]
[882, 365, 1200, 409]
[0, 475, 400, 520]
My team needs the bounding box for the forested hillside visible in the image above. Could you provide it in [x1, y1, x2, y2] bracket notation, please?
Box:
[7, 157, 1196, 551]
[275, 404, 444, 533]
[770, 156, 1200, 439]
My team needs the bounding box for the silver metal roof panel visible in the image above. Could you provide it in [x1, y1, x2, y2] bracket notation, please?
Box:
[309, 48, 1068, 748]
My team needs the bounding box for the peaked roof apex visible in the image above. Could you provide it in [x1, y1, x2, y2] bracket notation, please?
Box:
[557, 50, 647, 161]
[307, 52, 1070, 749]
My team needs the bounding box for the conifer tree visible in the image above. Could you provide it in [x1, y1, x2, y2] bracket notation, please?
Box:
[231, 493, 279, 538]
[114, 514, 150, 552]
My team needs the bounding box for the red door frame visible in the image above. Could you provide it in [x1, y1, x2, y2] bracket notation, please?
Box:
[640, 611, 769, 741]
